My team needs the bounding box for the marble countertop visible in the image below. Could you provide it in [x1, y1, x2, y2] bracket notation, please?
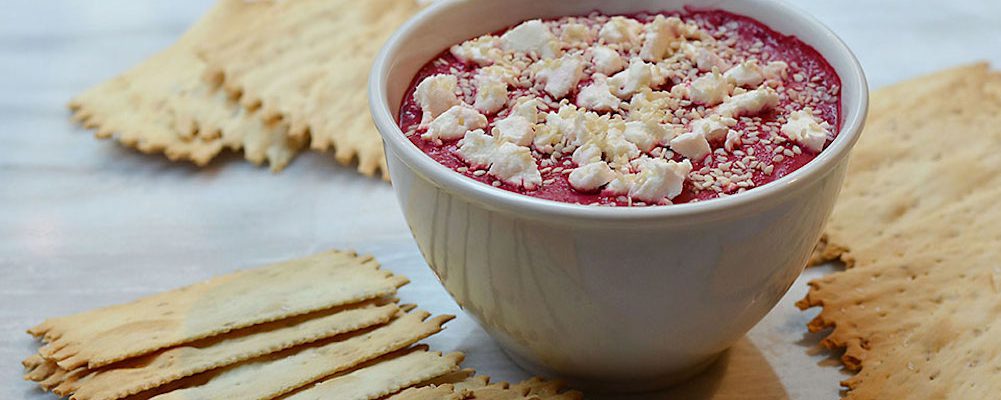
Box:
[2, 1, 999, 399]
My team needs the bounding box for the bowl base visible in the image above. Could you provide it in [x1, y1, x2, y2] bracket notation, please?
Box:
[501, 346, 724, 394]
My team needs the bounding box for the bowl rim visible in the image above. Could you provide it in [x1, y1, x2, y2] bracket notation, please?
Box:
[369, 0, 868, 223]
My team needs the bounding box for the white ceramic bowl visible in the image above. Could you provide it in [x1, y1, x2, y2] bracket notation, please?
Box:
[370, 0, 867, 391]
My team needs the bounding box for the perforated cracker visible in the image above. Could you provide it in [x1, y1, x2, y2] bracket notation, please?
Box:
[200, 0, 424, 179]
[798, 65, 1001, 399]
[69, 0, 304, 171]
[30, 250, 408, 370]
[282, 347, 464, 400]
[148, 310, 453, 400]
[40, 302, 399, 400]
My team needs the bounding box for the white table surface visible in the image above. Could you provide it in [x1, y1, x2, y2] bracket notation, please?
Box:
[2, 1, 999, 399]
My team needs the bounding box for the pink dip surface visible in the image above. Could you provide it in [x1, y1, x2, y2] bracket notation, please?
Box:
[398, 9, 842, 206]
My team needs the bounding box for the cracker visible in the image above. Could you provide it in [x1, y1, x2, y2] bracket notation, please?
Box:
[798, 65, 1001, 398]
[452, 375, 492, 395]
[419, 368, 476, 386]
[44, 302, 399, 400]
[387, 384, 462, 400]
[147, 310, 453, 400]
[511, 377, 583, 400]
[806, 63, 1001, 268]
[282, 347, 464, 400]
[384, 368, 476, 399]
[30, 249, 407, 370]
[463, 380, 531, 400]
[200, 0, 424, 179]
[69, 0, 305, 171]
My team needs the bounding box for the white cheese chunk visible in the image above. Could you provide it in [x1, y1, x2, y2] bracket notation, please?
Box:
[724, 60, 765, 88]
[450, 36, 503, 66]
[682, 43, 728, 72]
[489, 142, 543, 189]
[606, 172, 634, 196]
[533, 108, 572, 153]
[591, 46, 625, 75]
[510, 97, 540, 122]
[724, 129, 742, 152]
[608, 157, 692, 202]
[425, 105, 488, 141]
[576, 74, 621, 112]
[456, 129, 497, 167]
[501, 19, 560, 59]
[493, 115, 535, 147]
[569, 161, 615, 192]
[715, 87, 780, 117]
[669, 130, 711, 160]
[763, 61, 789, 81]
[688, 70, 731, 106]
[639, 15, 680, 62]
[571, 141, 602, 166]
[623, 120, 674, 152]
[560, 23, 594, 45]
[474, 78, 508, 115]
[609, 58, 653, 99]
[598, 16, 644, 45]
[414, 74, 460, 125]
[535, 56, 585, 99]
[689, 115, 738, 142]
[601, 125, 641, 162]
[628, 158, 692, 202]
[780, 109, 830, 152]
[479, 65, 521, 85]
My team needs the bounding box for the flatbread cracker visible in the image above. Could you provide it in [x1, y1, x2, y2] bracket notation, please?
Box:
[282, 348, 463, 400]
[30, 250, 407, 369]
[69, 0, 304, 171]
[148, 310, 453, 400]
[806, 63, 1001, 268]
[38, 302, 399, 400]
[418, 368, 476, 387]
[798, 64, 1001, 398]
[387, 384, 462, 400]
[200, 0, 424, 179]
[511, 377, 583, 400]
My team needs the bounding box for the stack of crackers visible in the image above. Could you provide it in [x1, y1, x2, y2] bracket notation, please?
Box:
[22, 250, 581, 400]
[800, 64, 1001, 398]
[70, 0, 420, 177]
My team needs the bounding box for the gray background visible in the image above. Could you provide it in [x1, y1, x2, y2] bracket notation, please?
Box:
[3, 1, 1000, 399]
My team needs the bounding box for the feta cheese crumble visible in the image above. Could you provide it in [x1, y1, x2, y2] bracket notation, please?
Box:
[689, 69, 731, 106]
[599, 16, 644, 45]
[576, 74, 621, 112]
[425, 105, 488, 141]
[590, 46, 626, 75]
[780, 109, 831, 152]
[724, 60, 765, 88]
[414, 74, 460, 125]
[535, 55, 585, 99]
[489, 142, 543, 189]
[715, 87, 779, 117]
[609, 58, 654, 99]
[569, 161, 616, 191]
[450, 36, 503, 66]
[501, 19, 560, 59]
[670, 130, 711, 160]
